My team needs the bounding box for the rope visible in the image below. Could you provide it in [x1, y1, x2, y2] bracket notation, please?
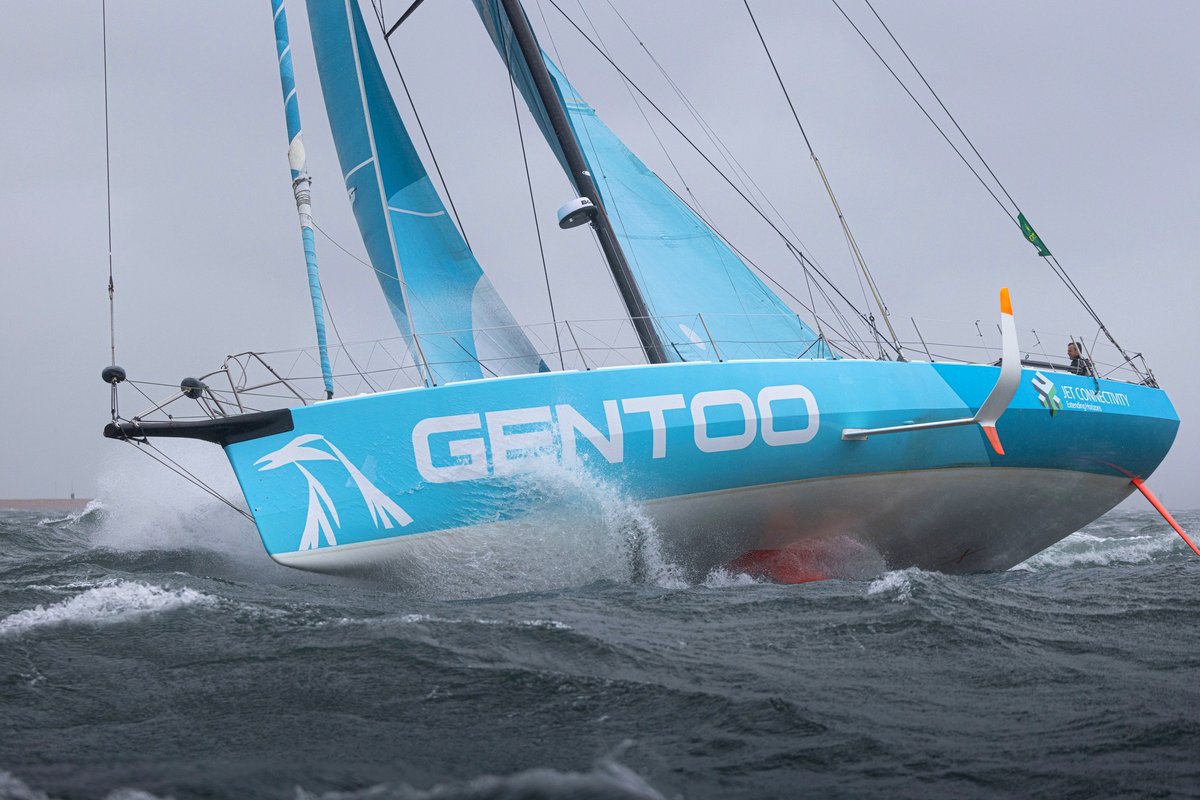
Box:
[117, 435, 254, 522]
[658, 177, 869, 357]
[573, 0, 767, 346]
[840, 0, 1142, 376]
[829, 0, 1014, 224]
[102, 0, 117, 383]
[543, 0, 895, 356]
[744, 0, 901, 358]
[371, 1, 472, 251]
[501, 28, 565, 370]
[318, 284, 382, 394]
[862, 0, 1020, 213]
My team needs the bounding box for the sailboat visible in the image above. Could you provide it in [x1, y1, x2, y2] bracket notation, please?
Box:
[103, 0, 1180, 579]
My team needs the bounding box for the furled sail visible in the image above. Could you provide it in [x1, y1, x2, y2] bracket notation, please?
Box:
[471, 0, 830, 362]
[306, 0, 544, 385]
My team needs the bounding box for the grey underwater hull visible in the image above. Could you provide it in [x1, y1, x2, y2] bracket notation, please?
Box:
[268, 465, 1133, 578]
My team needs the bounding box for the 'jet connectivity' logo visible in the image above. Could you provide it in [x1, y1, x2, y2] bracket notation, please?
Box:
[1032, 372, 1064, 417]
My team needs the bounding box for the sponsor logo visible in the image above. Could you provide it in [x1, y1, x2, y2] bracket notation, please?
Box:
[253, 384, 820, 547]
[1059, 384, 1130, 412]
[1031, 372, 1063, 417]
[413, 384, 820, 485]
[1031, 372, 1132, 415]
[256, 434, 412, 551]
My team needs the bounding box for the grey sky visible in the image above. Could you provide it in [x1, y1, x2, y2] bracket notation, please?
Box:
[0, 1, 1195, 508]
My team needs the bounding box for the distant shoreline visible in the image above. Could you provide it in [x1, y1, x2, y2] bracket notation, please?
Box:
[0, 499, 93, 511]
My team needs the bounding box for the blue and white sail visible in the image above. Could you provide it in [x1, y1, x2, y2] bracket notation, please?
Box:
[471, 0, 831, 362]
[306, 0, 544, 385]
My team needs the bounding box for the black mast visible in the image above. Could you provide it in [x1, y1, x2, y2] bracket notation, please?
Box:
[497, 0, 667, 364]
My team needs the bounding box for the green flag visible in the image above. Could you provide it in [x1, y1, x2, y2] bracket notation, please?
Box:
[1018, 212, 1051, 257]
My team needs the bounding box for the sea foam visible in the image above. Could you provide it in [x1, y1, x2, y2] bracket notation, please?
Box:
[0, 580, 215, 637]
[0, 770, 170, 800]
[90, 444, 258, 556]
[361, 457, 687, 600]
[867, 568, 918, 601]
[1018, 529, 1181, 571]
[292, 758, 666, 799]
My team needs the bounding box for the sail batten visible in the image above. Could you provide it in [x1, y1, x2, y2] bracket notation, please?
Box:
[306, 0, 543, 385]
[471, 0, 830, 362]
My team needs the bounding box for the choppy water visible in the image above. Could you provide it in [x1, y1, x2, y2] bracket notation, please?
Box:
[2, 483, 1199, 799]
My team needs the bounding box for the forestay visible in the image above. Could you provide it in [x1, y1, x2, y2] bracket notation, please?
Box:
[307, 0, 544, 385]
[471, 0, 831, 362]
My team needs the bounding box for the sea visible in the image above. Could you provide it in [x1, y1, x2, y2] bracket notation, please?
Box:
[2, 466, 1198, 799]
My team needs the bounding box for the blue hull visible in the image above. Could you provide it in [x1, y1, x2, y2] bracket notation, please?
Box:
[223, 360, 1178, 575]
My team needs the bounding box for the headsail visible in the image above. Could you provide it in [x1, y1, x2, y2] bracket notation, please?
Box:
[471, 0, 830, 361]
[306, 0, 543, 385]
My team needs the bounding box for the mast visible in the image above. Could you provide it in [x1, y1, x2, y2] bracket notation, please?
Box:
[272, 0, 335, 399]
[497, 0, 667, 364]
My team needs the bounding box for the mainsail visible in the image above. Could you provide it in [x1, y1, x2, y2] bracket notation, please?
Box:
[471, 0, 830, 362]
[306, 0, 544, 385]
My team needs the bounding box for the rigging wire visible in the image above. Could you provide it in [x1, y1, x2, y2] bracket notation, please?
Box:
[101, 0, 117, 372]
[531, 0, 655, 351]
[384, 0, 428, 39]
[543, 0, 896, 357]
[597, 0, 836, 305]
[309, 219, 437, 390]
[799, 253, 827, 346]
[658, 166, 869, 357]
[501, 24, 565, 370]
[536, 0, 668, 333]
[743, 0, 901, 359]
[370, 0, 473, 251]
[360, 4, 549, 376]
[318, 284, 382, 394]
[309, 218, 507, 381]
[828, 0, 1014, 224]
[571, 0, 776, 351]
[584, 3, 705, 220]
[841, 0, 1141, 374]
[600, 0, 769, 232]
[118, 438, 254, 521]
[860, 0, 1018, 213]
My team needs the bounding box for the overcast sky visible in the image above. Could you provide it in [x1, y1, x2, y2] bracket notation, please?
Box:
[0, 0, 1195, 508]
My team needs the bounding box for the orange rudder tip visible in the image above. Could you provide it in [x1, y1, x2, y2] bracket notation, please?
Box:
[982, 424, 1005, 455]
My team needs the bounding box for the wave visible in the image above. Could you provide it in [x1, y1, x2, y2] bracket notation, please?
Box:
[293, 759, 666, 800]
[35, 499, 107, 529]
[0, 770, 169, 800]
[701, 567, 765, 588]
[88, 444, 259, 556]
[0, 580, 215, 638]
[0, 761, 664, 800]
[1018, 529, 1182, 571]
[866, 567, 920, 601]
[351, 458, 688, 600]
